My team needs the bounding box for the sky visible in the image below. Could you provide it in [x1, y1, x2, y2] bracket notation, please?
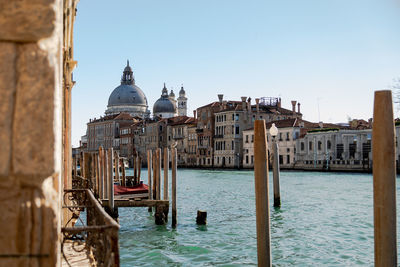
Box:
[71, 0, 400, 147]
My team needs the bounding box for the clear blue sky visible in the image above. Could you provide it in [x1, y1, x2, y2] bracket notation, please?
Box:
[71, 0, 400, 147]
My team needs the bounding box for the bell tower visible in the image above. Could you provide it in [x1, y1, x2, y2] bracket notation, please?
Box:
[177, 85, 188, 116]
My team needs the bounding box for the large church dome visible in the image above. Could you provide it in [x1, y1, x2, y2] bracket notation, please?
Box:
[108, 84, 147, 107]
[153, 83, 176, 118]
[105, 61, 150, 118]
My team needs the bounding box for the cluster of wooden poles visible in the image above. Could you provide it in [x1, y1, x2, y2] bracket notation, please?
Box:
[73, 147, 132, 216]
[147, 147, 178, 227]
[73, 146, 178, 226]
[254, 90, 397, 266]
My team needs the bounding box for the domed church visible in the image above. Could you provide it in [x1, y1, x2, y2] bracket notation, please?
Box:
[153, 83, 176, 118]
[105, 61, 150, 118]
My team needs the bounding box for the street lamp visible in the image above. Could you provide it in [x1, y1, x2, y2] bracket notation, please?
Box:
[270, 123, 281, 207]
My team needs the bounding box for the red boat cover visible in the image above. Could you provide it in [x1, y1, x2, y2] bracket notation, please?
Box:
[114, 184, 149, 195]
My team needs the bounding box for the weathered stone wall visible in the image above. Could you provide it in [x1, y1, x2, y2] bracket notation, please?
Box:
[0, 0, 63, 266]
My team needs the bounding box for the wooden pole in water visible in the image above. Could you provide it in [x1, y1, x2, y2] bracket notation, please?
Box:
[73, 156, 77, 178]
[115, 151, 120, 185]
[90, 153, 95, 191]
[98, 150, 103, 199]
[80, 152, 85, 177]
[254, 120, 272, 267]
[133, 154, 137, 185]
[121, 158, 126, 187]
[138, 156, 142, 182]
[152, 151, 157, 200]
[372, 90, 397, 267]
[94, 153, 99, 196]
[103, 150, 108, 200]
[272, 140, 281, 207]
[163, 148, 169, 200]
[156, 148, 161, 200]
[108, 148, 114, 211]
[172, 147, 177, 227]
[147, 150, 152, 201]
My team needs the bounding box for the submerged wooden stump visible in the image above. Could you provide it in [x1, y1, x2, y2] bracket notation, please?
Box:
[155, 204, 168, 225]
[196, 210, 207, 225]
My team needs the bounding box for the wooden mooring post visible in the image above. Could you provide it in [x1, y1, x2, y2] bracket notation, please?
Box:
[172, 147, 177, 227]
[137, 156, 141, 183]
[272, 139, 281, 207]
[98, 148, 103, 199]
[152, 151, 157, 200]
[115, 151, 120, 184]
[372, 90, 397, 266]
[107, 148, 114, 211]
[163, 148, 169, 200]
[156, 148, 161, 200]
[254, 120, 272, 267]
[121, 158, 126, 187]
[148, 150, 153, 212]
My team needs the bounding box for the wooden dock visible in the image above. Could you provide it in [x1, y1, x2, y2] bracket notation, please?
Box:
[77, 147, 178, 225]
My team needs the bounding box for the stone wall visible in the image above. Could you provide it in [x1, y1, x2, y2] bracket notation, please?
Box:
[0, 0, 63, 266]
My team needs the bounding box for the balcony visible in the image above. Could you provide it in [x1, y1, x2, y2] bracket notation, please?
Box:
[173, 135, 184, 139]
[214, 134, 224, 139]
[62, 176, 120, 266]
[196, 128, 203, 133]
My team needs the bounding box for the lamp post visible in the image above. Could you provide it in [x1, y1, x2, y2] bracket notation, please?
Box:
[270, 123, 281, 207]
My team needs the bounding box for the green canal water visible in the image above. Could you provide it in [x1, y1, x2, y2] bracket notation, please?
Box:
[119, 169, 399, 266]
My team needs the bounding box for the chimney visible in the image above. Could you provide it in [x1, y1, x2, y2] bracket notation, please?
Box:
[218, 94, 223, 104]
[255, 98, 260, 113]
[193, 110, 196, 119]
[222, 100, 227, 109]
[297, 102, 301, 114]
[241, 96, 247, 110]
[277, 97, 281, 108]
[291, 100, 297, 113]
[247, 97, 251, 111]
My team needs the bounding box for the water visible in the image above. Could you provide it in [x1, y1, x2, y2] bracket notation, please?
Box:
[118, 169, 399, 266]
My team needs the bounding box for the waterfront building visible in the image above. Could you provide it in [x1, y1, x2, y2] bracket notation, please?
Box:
[242, 118, 342, 169]
[187, 124, 198, 166]
[86, 113, 135, 152]
[214, 95, 302, 168]
[167, 116, 197, 166]
[196, 99, 225, 167]
[105, 61, 150, 118]
[294, 128, 373, 171]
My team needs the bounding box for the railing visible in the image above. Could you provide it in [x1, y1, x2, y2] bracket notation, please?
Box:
[62, 176, 119, 267]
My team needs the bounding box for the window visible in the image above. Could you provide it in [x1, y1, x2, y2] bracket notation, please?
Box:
[327, 140, 331, 150]
[251, 135, 254, 143]
[235, 126, 239, 135]
[279, 133, 283, 141]
[251, 155, 254, 164]
[318, 141, 322, 150]
[245, 135, 249, 143]
[309, 141, 313, 150]
[235, 114, 239, 121]
[246, 155, 249, 164]
[232, 114, 234, 120]
[287, 155, 290, 164]
[286, 132, 290, 141]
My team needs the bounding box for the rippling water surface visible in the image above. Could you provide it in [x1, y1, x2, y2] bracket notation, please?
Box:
[118, 169, 399, 266]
